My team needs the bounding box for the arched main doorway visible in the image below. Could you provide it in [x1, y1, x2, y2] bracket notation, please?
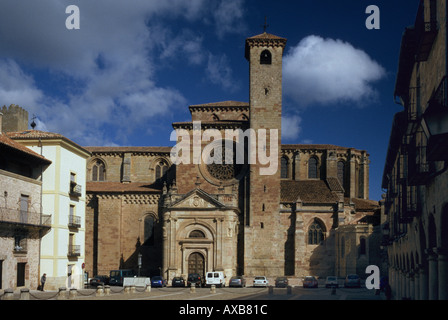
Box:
[188, 252, 205, 278]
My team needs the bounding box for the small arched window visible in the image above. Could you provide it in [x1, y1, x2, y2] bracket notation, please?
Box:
[308, 219, 325, 244]
[155, 160, 169, 182]
[92, 159, 106, 181]
[143, 215, 155, 246]
[189, 230, 206, 238]
[260, 50, 272, 65]
[308, 157, 318, 179]
[281, 157, 288, 179]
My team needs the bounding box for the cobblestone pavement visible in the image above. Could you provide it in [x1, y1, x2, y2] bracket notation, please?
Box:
[2, 284, 385, 301]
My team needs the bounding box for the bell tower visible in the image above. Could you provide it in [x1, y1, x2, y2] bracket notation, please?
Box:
[244, 31, 287, 275]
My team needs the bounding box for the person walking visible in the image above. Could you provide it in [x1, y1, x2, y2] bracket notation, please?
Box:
[40, 273, 46, 291]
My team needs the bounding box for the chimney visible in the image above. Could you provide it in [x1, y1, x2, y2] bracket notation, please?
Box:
[0, 112, 3, 134]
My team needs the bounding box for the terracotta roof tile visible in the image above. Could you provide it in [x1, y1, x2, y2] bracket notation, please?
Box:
[8, 130, 90, 155]
[189, 101, 249, 108]
[0, 133, 51, 164]
[85, 146, 172, 154]
[86, 181, 162, 193]
[281, 180, 339, 204]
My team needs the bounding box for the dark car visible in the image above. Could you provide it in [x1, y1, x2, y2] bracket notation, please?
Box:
[90, 275, 109, 287]
[172, 277, 186, 287]
[109, 269, 136, 286]
[229, 276, 246, 287]
[275, 276, 289, 288]
[303, 276, 318, 288]
[187, 273, 203, 287]
[151, 276, 167, 287]
[344, 274, 361, 288]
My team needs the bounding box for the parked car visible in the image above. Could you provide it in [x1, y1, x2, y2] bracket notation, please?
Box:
[172, 277, 186, 287]
[229, 276, 246, 287]
[187, 273, 203, 287]
[89, 275, 109, 287]
[253, 276, 268, 287]
[344, 274, 361, 288]
[325, 276, 339, 288]
[109, 269, 136, 286]
[151, 276, 167, 287]
[275, 276, 288, 288]
[206, 271, 226, 287]
[303, 276, 318, 288]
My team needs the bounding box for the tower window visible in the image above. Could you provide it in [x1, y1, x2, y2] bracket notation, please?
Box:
[260, 50, 272, 65]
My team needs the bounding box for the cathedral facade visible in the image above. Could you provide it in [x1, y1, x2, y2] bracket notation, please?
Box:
[85, 32, 380, 283]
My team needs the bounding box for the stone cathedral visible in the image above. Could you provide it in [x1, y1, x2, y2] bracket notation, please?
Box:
[85, 32, 381, 283]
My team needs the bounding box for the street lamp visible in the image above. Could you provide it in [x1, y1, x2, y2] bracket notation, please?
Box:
[138, 253, 142, 277]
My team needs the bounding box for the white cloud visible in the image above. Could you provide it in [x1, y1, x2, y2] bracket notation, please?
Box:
[206, 53, 240, 93]
[282, 115, 302, 140]
[0, 0, 247, 146]
[283, 35, 386, 107]
[212, 0, 246, 38]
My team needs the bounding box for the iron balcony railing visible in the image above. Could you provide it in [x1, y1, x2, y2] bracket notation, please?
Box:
[68, 245, 81, 257]
[68, 215, 81, 228]
[0, 207, 51, 227]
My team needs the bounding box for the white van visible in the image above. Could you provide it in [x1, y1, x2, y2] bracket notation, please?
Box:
[206, 271, 225, 287]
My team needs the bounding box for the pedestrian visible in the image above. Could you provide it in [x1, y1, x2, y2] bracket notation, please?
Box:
[40, 273, 46, 291]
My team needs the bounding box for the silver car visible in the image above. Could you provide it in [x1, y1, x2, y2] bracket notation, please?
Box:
[253, 276, 268, 287]
[325, 276, 339, 288]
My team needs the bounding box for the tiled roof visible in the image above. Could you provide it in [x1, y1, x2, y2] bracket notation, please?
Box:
[282, 144, 354, 151]
[85, 146, 172, 154]
[189, 101, 249, 108]
[326, 177, 344, 192]
[0, 133, 51, 164]
[347, 197, 380, 211]
[246, 32, 287, 41]
[86, 181, 162, 193]
[8, 130, 90, 155]
[281, 180, 339, 204]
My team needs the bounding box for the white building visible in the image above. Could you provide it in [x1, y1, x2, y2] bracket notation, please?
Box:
[9, 130, 90, 290]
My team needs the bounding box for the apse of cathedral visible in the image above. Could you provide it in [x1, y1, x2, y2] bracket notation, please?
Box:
[85, 31, 381, 283]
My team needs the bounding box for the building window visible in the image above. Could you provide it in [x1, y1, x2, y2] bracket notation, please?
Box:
[143, 215, 155, 246]
[359, 237, 366, 255]
[155, 160, 169, 182]
[19, 194, 29, 224]
[260, 49, 272, 65]
[337, 161, 345, 187]
[281, 157, 288, 179]
[17, 263, 26, 287]
[308, 157, 318, 179]
[189, 230, 206, 238]
[308, 219, 325, 244]
[92, 159, 106, 181]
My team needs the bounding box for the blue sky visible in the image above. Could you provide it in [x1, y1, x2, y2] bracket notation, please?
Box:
[0, 0, 419, 200]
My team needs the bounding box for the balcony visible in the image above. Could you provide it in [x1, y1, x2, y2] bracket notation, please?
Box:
[68, 215, 81, 228]
[425, 76, 448, 161]
[406, 144, 430, 186]
[0, 207, 51, 227]
[69, 181, 82, 197]
[68, 244, 81, 257]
